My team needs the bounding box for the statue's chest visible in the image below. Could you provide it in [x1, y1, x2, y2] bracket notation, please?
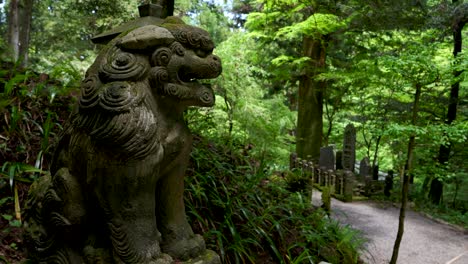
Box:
[160, 122, 191, 163]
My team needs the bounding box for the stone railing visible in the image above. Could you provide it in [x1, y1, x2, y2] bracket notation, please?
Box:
[290, 153, 354, 202]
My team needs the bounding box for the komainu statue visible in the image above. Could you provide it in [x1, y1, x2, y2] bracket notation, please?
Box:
[24, 16, 222, 264]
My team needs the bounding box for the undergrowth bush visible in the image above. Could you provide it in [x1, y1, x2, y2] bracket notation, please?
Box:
[186, 136, 365, 264]
[0, 62, 78, 261]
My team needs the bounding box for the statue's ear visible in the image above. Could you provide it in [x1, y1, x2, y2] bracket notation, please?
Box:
[117, 25, 175, 50]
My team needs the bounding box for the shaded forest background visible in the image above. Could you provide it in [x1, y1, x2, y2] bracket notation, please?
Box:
[0, 0, 467, 263]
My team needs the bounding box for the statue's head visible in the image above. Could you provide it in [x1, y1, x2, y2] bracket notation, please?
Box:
[80, 17, 222, 112]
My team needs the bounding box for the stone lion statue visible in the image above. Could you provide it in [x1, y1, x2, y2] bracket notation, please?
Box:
[24, 17, 222, 264]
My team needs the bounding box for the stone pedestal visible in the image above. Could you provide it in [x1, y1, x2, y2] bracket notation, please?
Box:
[182, 250, 221, 264]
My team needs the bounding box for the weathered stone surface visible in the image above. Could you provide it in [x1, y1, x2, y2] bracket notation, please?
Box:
[342, 124, 356, 172]
[335, 150, 343, 170]
[335, 170, 344, 195]
[118, 25, 175, 50]
[24, 15, 222, 264]
[319, 145, 335, 170]
[343, 170, 355, 202]
[359, 157, 372, 181]
[181, 250, 221, 264]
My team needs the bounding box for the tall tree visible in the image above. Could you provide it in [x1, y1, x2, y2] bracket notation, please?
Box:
[244, 0, 430, 162]
[390, 84, 421, 264]
[296, 34, 326, 161]
[6, 0, 34, 66]
[246, 1, 345, 161]
[380, 38, 439, 264]
[429, 0, 467, 204]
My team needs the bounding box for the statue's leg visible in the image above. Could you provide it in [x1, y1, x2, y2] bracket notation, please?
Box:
[157, 145, 206, 260]
[25, 169, 86, 264]
[91, 156, 165, 264]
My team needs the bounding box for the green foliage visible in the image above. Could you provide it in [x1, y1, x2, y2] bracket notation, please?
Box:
[0, 66, 75, 169]
[413, 184, 468, 229]
[30, 0, 139, 74]
[188, 32, 296, 167]
[0, 63, 76, 232]
[284, 170, 311, 193]
[186, 136, 365, 263]
[275, 13, 346, 40]
[182, 0, 232, 45]
[0, 0, 466, 260]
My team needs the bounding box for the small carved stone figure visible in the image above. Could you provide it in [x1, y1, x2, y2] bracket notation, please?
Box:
[24, 17, 222, 264]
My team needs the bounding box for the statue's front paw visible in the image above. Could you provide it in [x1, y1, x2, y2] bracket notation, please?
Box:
[148, 253, 173, 264]
[162, 234, 205, 261]
[109, 221, 163, 264]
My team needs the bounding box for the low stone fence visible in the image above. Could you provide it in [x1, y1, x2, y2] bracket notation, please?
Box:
[290, 153, 354, 202]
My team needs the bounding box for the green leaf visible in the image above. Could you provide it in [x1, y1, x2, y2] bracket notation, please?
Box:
[2, 214, 13, 221]
[0, 197, 12, 207]
[9, 220, 22, 227]
[276, 13, 346, 40]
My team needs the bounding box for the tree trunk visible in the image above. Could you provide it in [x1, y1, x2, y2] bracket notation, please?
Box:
[296, 36, 326, 162]
[7, 0, 20, 62]
[390, 83, 421, 264]
[372, 136, 381, 168]
[429, 0, 465, 204]
[6, 0, 34, 67]
[323, 98, 336, 146]
[18, 0, 33, 66]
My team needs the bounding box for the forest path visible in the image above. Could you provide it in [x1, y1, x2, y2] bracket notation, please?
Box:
[311, 190, 468, 264]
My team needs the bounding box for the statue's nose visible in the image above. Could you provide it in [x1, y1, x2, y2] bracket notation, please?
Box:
[211, 55, 222, 75]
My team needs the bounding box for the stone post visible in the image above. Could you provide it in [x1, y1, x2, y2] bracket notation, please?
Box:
[323, 168, 329, 186]
[359, 157, 372, 183]
[335, 170, 343, 195]
[315, 164, 320, 184]
[329, 170, 336, 193]
[343, 170, 354, 202]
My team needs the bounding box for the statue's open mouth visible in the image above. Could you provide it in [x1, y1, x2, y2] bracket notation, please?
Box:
[178, 69, 200, 84]
[177, 69, 212, 89]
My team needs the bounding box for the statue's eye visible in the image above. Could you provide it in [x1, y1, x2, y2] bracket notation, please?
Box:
[195, 49, 207, 58]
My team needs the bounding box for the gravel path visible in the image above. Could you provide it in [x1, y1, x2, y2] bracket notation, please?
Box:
[311, 190, 468, 264]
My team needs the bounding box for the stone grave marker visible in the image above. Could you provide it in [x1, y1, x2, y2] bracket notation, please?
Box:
[359, 157, 372, 181]
[342, 124, 356, 172]
[336, 150, 343, 170]
[319, 145, 335, 170]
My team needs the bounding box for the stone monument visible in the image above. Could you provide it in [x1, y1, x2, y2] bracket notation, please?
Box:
[359, 157, 372, 181]
[319, 145, 335, 171]
[335, 150, 343, 170]
[342, 124, 356, 173]
[24, 3, 222, 264]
